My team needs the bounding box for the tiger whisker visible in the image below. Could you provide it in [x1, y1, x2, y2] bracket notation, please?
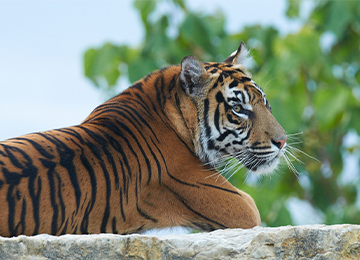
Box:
[286, 131, 304, 136]
[287, 141, 303, 146]
[287, 145, 320, 162]
[261, 77, 277, 89]
[285, 148, 304, 165]
[286, 132, 303, 143]
[204, 171, 221, 179]
[221, 164, 244, 184]
[283, 153, 300, 178]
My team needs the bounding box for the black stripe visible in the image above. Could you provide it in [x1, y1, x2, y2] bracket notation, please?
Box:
[216, 91, 224, 103]
[29, 175, 41, 235]
[6, 181, 17, 236]
[149, 138, 163, 184]
[218, 74, 223, 83]
[40, 158, 59, 235]
[251, 145, 272, 150]
[77, 126, 119, 189]
[232, 129, 251, 146]
[109, 116, 158, 185]
[55, 172, 66, 234]
[143, 71, 155, 82]
[216, 130, 238, 142]
[136, 204, 158, 223]
[112, 217, 118, 234]
[79, 152, 97, 234]
[79, 126, 130, 198]
[103, 131, 135, 190]
[120, 104, 160, 143]
[130, 86, 195, 154]
[100, 162, 111, 233]
[133, 87, 194, 153]
[155, 74, 166, 108]
[13, 138, 55, 159]
[134, 93, 154, 119]
[214, 105, 220, 132]
[198, 182, 242, 196]
[89, 119, 151, 186]
[168, 74, 177, 93]
[164, 185, 227, 229]
[166, 171, 199, 187]
[229, 80, 238, 89]
[56, 128, 85, 144]
[119, 188, 126, 221]
[132, 82, 143, 91]
[79, 126, 121, 187]
[203, 98, 211, 139]
[64, 128, 111, 234]
[145, 138, 161, 185]
[233, 90, 246, 103]
[1, 145, 29, 170]
[134, 224, 145, 233]
[102, 145, 121, 190]
[150, 137, 199, 187]
[19, 199, 27, 234]
[35, 133, 82, 211]
[174, 92, 187, 129]
[226, 97, 239, 103]
[2, 145, 41, 235]
[203, 99, 216, 151]
[253, 151, 274, 156]
[239, 76, 251, 83]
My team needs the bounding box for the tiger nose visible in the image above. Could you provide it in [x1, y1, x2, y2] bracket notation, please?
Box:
[272, 137, 287, 149]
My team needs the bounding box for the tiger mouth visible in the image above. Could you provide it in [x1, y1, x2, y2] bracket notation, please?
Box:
[242, 151, 283, 175]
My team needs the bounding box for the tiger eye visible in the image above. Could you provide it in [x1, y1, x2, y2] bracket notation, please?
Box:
[233, 105, 241, 113]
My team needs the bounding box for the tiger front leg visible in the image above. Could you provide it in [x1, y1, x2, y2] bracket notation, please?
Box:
[159, 171, 261, 232]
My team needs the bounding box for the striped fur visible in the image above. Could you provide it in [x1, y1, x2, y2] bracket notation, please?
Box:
[0, 43, 286, 236]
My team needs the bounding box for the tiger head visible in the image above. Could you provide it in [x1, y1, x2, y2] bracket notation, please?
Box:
[178, 42, 287, 175]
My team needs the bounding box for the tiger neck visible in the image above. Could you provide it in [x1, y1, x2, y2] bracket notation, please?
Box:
[138, 66, 200, 155]
[164, 84, 200, 154]
[82, 66, 200, 157]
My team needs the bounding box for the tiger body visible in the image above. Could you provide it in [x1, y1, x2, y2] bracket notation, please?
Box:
[0, 43, 286, 236]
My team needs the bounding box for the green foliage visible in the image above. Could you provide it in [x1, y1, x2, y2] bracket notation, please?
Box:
[84, 44, 137, 93]
[84, 0, 360, 227]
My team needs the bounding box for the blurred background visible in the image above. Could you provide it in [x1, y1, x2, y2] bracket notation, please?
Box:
[0, 0, 359, 231]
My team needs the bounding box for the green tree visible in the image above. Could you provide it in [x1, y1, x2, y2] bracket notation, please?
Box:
[84, 0, 360, 227]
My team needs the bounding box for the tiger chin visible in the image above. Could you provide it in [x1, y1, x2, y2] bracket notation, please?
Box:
[0, 42, 286, 237]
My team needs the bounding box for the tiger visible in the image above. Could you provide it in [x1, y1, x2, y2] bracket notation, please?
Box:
[0, 42, 287, 237]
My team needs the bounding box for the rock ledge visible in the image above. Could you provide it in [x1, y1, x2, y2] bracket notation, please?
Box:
[0, 224, 359, 259]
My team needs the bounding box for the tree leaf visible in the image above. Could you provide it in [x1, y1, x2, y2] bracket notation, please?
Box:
[134, 0, 157, 27]
[179, 13, 213, 55]
[314, 84, 350, 130]
[324, 1, 352, 37]
[128, 57, 158, 83]
[84, 44, 135, 89]
[286, 0, 300, 18]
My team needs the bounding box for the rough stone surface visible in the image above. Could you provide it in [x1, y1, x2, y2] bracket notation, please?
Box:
[0, 225, 360, 259]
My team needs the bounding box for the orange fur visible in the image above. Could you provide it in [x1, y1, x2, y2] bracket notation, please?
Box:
[0, 45, 287, 236]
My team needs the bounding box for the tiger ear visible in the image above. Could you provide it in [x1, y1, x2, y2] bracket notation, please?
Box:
[223, 42, 249, 65]
[179, 55, 206, 96]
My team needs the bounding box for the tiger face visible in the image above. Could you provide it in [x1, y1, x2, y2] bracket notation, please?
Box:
[179, 43, 287, 175]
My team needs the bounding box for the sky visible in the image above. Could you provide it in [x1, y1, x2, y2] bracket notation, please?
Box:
[0, 0, 305, 141]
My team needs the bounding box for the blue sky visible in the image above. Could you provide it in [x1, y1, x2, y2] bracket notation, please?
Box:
[0, 0, 303, 140]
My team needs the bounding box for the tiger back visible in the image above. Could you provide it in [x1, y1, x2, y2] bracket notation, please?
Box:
[0, 43, 286, 236]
